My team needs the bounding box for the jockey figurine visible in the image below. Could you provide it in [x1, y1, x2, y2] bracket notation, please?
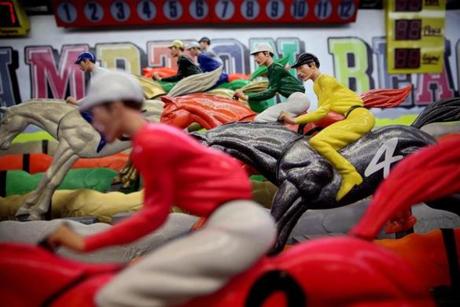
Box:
[152, 40, 202, 82]
[281, 53, 375, 201]
[198, 36, 221, 63]
[66, 51, 109, 153]
[187, 41, 229, 87]
[233, 43, 306, 113]
[47, 71, 276, 307]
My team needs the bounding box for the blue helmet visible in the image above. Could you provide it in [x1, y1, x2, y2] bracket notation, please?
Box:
[75, 52, 96, 64]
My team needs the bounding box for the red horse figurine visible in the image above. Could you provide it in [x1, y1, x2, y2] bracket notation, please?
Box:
[1, 134, 458, 307]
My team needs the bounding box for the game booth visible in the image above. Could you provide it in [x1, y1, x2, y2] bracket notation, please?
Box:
[0, 0, 460, 306]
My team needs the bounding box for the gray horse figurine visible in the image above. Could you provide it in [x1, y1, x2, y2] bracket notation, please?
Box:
[193, 97, 460, 253]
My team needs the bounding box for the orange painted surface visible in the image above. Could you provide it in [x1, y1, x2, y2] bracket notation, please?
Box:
[0, 153, 129, 173]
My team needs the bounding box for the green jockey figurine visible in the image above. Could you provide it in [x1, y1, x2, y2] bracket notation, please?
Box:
[233, 43, 305, 113]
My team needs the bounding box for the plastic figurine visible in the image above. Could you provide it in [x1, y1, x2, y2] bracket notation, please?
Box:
[65, 51, 111, 152]
[0, 99, 163, 220]
[198, 36, 221, 63]
[281, 53, 375, 201]
[159, 84, 411, 132]
[194, 97, 460, 252]
[2, 136, 460, 307]
[44, 71, 276, 306]
[187, 41, 229, 87]
[152, 40, 202, 83]
[233, 43, 305, 113]
[66, 52, 109, 106]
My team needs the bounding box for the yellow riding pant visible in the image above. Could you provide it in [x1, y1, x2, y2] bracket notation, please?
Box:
[309, 108, 375, 176]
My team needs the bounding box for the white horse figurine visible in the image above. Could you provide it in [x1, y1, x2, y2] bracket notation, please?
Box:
[0, 99, 163, 220]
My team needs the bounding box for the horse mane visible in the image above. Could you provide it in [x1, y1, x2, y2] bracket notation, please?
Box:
[350, 136, 460, 240]
[411, 97, 460, 128]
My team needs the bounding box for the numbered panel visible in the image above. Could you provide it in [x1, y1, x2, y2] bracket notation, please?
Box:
[386, 0, 446, 74]
[52, 0, 359, 28]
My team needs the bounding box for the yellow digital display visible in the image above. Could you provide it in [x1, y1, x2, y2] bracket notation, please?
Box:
[0, 0, 30, 37]
[386, 0, 446, 74]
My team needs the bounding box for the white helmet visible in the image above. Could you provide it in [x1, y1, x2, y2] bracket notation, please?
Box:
[79, 70, 144, 112]
[250, 43, 274, 56]
[186, 41, 201, 50]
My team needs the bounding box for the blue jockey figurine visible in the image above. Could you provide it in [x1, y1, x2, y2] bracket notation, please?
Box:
[187, 42, 229, 87]
[66, 51, 109, 153]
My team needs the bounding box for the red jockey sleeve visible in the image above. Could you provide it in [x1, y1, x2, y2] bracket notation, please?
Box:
[83, 127, 176, 252]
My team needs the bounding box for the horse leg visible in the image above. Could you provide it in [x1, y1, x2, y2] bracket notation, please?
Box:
[269, 181, 305, 254]
[426, 193, 460, 216]
[32, 153, 79, 219]
[269, 197, 309, 255]
[15, 144, 76, 220]
[271, 180, 301, 221]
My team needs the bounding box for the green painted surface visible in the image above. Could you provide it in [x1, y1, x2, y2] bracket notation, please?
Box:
[5, 168, 117, 196]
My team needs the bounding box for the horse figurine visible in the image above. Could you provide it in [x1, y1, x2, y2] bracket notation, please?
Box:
[2, 137, 459, 306]
[0, 99, 163, 220]
[161, 93, 256, 129]
[193, 97, 460, 252]
[160, 85, 413, 131]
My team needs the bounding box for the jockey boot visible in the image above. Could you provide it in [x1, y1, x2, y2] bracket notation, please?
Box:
[309, 138, 363, 201]
[336, 169, 363, 201]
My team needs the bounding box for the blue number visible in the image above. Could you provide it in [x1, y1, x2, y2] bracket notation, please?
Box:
[293, 1, 305, 18]
[116, 3, 125, 20]
[246, 1, 254, 17]
[89, 3, 99, 20]
[222, 1, 229, 18]
[63, 3, 71, 21]
[170, 1, 177, 18]
[143, 1, 152, 18]
[317, 1, 328, 18]
[339, 1, 352, 18]
[196, 0, 204, 17]
[271, 1, 278, 17]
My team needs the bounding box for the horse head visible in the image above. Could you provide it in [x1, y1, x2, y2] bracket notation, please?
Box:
[0, 106, 28, 150]
[160, 96, 194, 129]
[161, 94, 256, 130]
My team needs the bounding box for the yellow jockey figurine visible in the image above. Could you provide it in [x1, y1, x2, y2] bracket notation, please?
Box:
[281, 53, 375, 201]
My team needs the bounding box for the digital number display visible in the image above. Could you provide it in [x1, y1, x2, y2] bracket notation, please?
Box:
[395, 0, 422, 12]
[395, 19, 422, 40]
[0, 1, 19, 27]
[394, 48, 421, 69]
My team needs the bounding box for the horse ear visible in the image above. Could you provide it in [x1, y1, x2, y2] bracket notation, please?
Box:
[160, 96, 178, 106]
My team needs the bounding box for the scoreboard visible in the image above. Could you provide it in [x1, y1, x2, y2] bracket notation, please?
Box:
[51, 0, 360, 28]
[0, 0, 30, 36]
[386, 0, 446, 74]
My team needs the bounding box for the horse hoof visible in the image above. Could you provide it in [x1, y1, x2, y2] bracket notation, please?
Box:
[15, 213, 33, 222]
[267, 242, 284, 256]
[15, 212, 44, 221]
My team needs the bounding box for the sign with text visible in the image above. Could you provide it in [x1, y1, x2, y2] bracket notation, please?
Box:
[386, 0, 446, 74]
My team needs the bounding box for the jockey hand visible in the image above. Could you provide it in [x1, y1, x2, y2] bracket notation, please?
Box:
[279, 112, 297, 124]
[233, 89, 247, 101]
[47, 224, 85, 252]
[66, 96, 78, 105]
[152, 72, 162, 81]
